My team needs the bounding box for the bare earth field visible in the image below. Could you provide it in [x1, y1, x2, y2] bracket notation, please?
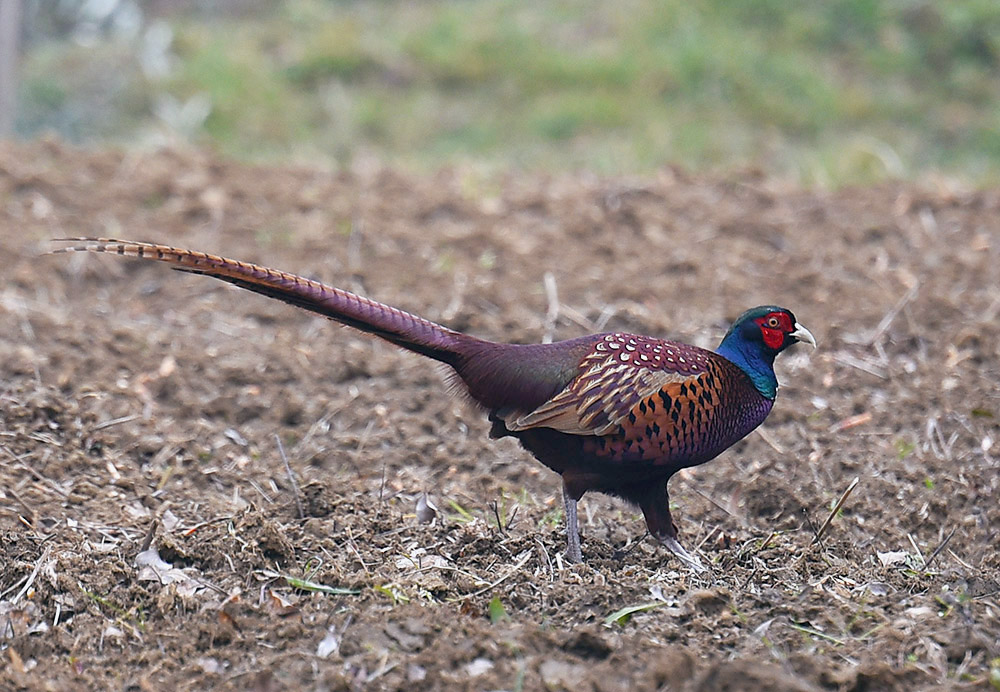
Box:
[1, 140, 998, 691]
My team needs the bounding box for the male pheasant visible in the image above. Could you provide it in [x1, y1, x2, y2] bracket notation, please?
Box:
[56, 238, 815, 568]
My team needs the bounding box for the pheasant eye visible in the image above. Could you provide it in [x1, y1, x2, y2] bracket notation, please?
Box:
[766, 316, 780, 328]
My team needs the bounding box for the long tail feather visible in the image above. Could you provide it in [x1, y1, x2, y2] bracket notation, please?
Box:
[53, 238, 478, 365]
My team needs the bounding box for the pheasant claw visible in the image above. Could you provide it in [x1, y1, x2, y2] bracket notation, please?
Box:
[660, 535, 707, 573]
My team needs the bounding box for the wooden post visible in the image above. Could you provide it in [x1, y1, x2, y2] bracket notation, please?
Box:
[0, 0, 23, 137]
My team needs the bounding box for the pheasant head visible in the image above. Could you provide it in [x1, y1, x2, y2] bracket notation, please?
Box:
[715, 306, 816, 399]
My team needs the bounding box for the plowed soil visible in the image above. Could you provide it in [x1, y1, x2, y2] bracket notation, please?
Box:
[1, 139, 998, 691]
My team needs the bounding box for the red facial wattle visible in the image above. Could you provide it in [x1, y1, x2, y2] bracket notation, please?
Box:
[755, 312, 792, 350]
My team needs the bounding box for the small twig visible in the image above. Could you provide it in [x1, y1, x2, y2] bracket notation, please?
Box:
[924, 527, 956, 569]
[13, 546, 51, 605]
[505, 505, 518, 531]
[490, 500, 505, 535]
[275, 434, 304, 521]
[344, 527, 372, 578]
[93, 413, 141, 431]
[293, 398, 354, 455]
[907, 533, 926, 567]
[812, 476, 860, 545]
[868, 282, 919, 346]
[613, 531, 649, 562]
[758, 530, 778, 552]
[535, 539, 553, 582]
[789, 621, 845, 646]
[459, 551, 531, 600]
[926, 417, 958, 462]
[689, 486, 737, 519]
[354, 419, 376, 459]
[832, 353, 887, 379]
[560, 303, 598, 332]
[12, 461, 70, 498]
[695, 525, 720, 551]
[139, 519, 158, 553]
[182, 515, 236, 536]
[947, 548, 974, 572]
[7, 487, 36, 525]
[366, 650, 395, 683]
[378, 465, 387, 506]
[398, 561, 486, 585]
[248, 479, 275, 504]
[829, 412, 872, 433]
[755, 427, 786, 454]
[593, 304, 617, 332]
[802, 508, 822, 545]
[0, 574, 29, 601]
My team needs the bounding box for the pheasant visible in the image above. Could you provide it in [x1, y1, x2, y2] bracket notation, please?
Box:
[55, 238, 815, 569]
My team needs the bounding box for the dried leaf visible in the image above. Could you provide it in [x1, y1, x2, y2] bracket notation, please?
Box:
[876, 550, 910, 567]
[316, 626, 340, 658]
[267, 589, 299, 616]
[416, 493, 438, 525]
[135, 548, 193, 585]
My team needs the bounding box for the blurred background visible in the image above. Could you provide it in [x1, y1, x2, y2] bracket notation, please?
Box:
[1, 0, 999, 185]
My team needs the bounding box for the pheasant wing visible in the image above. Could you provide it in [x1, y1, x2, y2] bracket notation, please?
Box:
[505, 334, 715, 436]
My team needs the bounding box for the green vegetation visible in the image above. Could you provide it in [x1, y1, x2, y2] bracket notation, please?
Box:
[603, 600, 672, 627]
[17, 0, 1000, 184]
[488, 596, 510, 623]
[893, 438, 916, 460]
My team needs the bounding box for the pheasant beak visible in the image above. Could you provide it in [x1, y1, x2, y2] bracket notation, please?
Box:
[790, 322, 817, 348]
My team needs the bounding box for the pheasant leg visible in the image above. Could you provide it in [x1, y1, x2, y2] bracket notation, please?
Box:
[639, 483, 706, 572]
[562, 482, 583, 563]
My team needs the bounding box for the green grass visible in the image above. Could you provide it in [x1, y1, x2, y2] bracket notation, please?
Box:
[16, 0, 1000, 184]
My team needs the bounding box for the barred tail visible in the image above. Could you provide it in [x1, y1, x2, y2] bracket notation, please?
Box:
[53, 238, 478, 365]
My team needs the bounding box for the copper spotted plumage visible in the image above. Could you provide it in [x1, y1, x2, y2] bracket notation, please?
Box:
[55, 238, 816, 569]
